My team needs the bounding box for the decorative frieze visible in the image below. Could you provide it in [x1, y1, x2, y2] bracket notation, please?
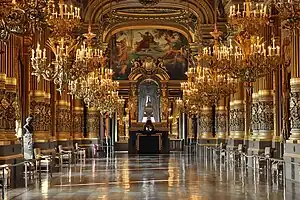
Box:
[216, 111, 226, 138]
[258, 101, 274, 131]
[229, 108, 245, 132]
[199, 108, 213, 139]
[56, 106, 71, 133]
[290, 92, 300, 131]
[87, 111, 99, 138]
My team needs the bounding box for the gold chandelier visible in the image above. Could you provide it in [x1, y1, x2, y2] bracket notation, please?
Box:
[194, 26, 237, 105]
[229, 0, 268, 34]
[227, 0, 281, 86]
[31, 0, 81, 92]
[0, 0, 49, 41]
[274, 0, 300, 29]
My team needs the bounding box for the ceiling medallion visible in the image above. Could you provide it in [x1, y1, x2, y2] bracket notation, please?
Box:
[139, 0, 160, 6]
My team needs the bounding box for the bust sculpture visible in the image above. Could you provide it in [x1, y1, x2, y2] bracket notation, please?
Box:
[23, 116, 33, 135]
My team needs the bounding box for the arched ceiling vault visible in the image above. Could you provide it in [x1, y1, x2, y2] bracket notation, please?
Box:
[103, 22, 194, 43]
[82, 0, 216, 43]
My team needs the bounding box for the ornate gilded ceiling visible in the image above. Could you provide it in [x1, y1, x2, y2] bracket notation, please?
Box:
[80, 0, 224, 43]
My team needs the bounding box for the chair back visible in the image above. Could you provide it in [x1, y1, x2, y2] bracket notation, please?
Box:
[58, 145, 63, 153]
[237, 144, 243, 152]
[75, 143, 79, 150]
[265, 147, 271, 158]
[34, 148, 41, 159]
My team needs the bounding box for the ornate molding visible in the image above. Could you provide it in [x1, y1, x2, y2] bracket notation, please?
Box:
[56, 106, 71, 133]
[199, 111, 213, 134]
[229, 108, 245, 132]
[290, 92, 300, 130]
[87, 113, 100, 135]
[258, 101, 274, 131]
[216, 111, 227, 134]
[251, 102, 260, 132]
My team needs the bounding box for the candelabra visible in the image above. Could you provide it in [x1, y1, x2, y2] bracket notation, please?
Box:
[31, 0, 81, 92]
[0, 0, 49, 41]
[192, 26, 237, 105]
[274, 0, 300, 29]
[229, 0, 269, 34]
[196, 26, 231, 72]
[227, 35, 281, 85]
[31, 37, 78, 93]
[47, 0, 81, 38]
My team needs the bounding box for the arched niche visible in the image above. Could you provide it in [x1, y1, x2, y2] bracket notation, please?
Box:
[138, 79, 160, 122]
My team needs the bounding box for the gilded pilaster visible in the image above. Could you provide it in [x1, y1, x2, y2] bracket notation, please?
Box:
[56, 91, 71, 141]
[257, 75, 274, 140]
[216, 98, 227, 139]
[87, 107, 99, 138]
[229, 83, 245, 139]
[199, 106, 213, 139]
[129, 82, 137, 122]
[251, 81, 260, 139]
[3, 36, 20, 142]
[73, 99, 84, 140]
[160, 82, 169, 122]
[288, 29, 300, 141]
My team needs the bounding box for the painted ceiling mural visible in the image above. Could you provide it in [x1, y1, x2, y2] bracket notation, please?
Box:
[110, 29, 189, 80]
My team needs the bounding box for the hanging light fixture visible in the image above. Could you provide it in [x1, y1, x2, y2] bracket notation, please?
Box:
[228, 0, 281, 87]
[31, 0, 81, 93]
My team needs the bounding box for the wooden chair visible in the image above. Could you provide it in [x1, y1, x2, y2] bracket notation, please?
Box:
[58, 145, 72, 165]
[34, 148, 52, 175]
[74, 143, 86, 162]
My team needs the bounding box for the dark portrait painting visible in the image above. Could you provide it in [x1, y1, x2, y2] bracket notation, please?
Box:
[110, 29, 189, 80]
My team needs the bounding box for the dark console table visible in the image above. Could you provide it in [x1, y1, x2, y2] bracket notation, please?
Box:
[128, 131, 169, 154]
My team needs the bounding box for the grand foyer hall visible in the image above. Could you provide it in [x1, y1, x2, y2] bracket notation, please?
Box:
[1, 0, 300, 199]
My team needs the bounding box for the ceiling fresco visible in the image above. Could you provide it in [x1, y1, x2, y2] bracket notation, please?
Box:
[110, 29, 189, 80]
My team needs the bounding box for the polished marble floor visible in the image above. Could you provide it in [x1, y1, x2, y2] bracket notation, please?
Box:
[5, 151, 300, 200]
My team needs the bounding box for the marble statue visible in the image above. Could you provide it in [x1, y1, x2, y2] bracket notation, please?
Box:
[23, 117, 33, 160]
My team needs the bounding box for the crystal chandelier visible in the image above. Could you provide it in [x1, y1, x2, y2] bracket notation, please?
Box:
[0, 0, 49, 41]
[274, 0, 300, 29]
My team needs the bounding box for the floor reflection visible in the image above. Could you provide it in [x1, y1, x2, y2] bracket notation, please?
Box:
[6, 152, 300, 200]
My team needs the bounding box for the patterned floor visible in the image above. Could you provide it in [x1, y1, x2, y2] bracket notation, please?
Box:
[4, 152, 299, 200]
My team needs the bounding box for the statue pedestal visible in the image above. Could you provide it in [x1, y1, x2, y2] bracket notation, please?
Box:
[23, 133, 33, 160]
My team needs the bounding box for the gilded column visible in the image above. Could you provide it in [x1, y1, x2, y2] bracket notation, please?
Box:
[289, 29, 300, 141]
[73, 99, 84, 140]
[87, 107, 99, 138]
[4, 36, 20, 142]
[251, 81, 260, 139]
[0, 41, 7, 141]
[229, 83, 245, 139]
[216, 98, 227, 140]
[56, 91, 71, 142]
[199, 106, 213, 139]
[257, 75, 274, 140]
[160, 82, 169, 122]
[30, 35, 51, 142]
[129, 82, 137, 122]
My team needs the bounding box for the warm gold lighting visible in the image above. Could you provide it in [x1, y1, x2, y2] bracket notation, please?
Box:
[229, 0, 269, 34]
[274, 0, 300, 29]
